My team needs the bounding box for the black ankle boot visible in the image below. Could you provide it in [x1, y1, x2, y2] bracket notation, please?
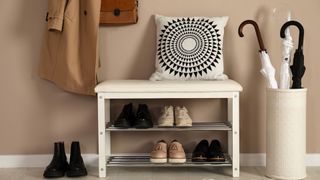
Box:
[134, 104, 153, 129]
[43, 142, 69, 178]
[66, 141, 87, 177]
[114, 103, 136, 128]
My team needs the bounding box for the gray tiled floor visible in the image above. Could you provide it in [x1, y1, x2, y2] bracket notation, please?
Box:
[0, 167, 319, 180]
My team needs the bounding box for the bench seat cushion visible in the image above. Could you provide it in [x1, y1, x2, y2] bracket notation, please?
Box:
[95, 80, 242, 93]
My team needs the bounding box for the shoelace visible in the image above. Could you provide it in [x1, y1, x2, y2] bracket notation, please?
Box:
[153, 143, 167, 152]
[153, 144, 162, 151]
[170, 144, 178, 151]
[165, 107, 173, 114]
[165, 111, 172, 116]
[176, 109, 188, 118]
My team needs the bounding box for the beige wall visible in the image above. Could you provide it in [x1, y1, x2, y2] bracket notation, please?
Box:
[0, 0, 319, 154]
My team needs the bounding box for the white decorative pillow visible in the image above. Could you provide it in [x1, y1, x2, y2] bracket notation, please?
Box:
[150, 15, 229, 81]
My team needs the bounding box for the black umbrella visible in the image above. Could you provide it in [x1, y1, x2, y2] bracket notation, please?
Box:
[280, 21, 305, 89]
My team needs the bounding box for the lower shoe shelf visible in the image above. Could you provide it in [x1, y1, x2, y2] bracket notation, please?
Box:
[106, 155, 232, 167]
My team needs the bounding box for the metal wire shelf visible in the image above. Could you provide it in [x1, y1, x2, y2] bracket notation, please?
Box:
[106, 155, 232, 167]
[106, 122, 232, 132]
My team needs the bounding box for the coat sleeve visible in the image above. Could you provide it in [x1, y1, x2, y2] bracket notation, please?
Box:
[47, 0, 68, 31]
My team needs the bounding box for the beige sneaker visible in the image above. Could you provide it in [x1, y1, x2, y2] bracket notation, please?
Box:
[175, 106, 192, 127]
[150, 140, 167, 163]
[168, 140, 186, 163]
[158, 106, 174, 127]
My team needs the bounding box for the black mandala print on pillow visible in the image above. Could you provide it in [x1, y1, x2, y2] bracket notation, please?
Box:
[157, 18, 222, 78]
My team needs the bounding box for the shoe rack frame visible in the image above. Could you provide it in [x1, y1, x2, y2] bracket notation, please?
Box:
[96, 80, 241, 178]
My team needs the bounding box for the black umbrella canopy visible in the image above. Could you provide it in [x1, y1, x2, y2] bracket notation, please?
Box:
[280, 21, 305, 89]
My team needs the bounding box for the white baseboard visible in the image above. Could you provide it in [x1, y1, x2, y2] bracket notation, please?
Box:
[0, 154, 98, 168]
[240, 153, 320, 167]
[240, 153, 266, 166]
[0, 153, 319, 168]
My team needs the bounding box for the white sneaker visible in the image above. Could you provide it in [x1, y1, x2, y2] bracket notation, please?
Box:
[158, 106, 174, 127]
[175, 106, 192, 127]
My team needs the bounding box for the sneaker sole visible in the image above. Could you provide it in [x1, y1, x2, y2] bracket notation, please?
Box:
[168, 158, 186, 163]
[158, 123, 174, 127]
[114, 120, 131, 128]
[150, 158, 167, 163]
[192, 157, 207, 162]
[134, 125, 153, 129]
[207, 157, 225, 162]
[113, 125, 131, 129]
[134, 120, 153, 129]
[175, 124, 192, 127]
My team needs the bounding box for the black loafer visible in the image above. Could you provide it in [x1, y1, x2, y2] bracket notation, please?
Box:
[134, 104, 153, 129]
[207, 139, 225, 162]
[192, 140, 209, 162]
[114, 103, 135, 128]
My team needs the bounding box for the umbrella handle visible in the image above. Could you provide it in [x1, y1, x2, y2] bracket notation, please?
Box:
[280, 21, 304, 50]
[238, 20, 266, 51]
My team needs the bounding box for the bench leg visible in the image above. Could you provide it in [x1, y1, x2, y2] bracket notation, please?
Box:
[228, 93, 240, 177]
[98, 95, 106, 178]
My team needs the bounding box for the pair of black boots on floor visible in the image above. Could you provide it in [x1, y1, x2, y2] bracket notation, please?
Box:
[43, 141, 87, 178]
[192, 139, 225, 162]
[114, 103, 153, 129]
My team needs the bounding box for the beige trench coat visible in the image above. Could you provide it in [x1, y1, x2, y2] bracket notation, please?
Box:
[39, 0, 101, 95]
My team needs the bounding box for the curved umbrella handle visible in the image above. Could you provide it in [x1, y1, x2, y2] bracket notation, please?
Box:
[238, 20, 266, 51]
[280, 20, 304, 50]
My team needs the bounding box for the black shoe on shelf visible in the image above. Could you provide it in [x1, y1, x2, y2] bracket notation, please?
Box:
[114, 103, 136, 128]
[207, 139, 225, 162]
[43, 142, 69, 178]
[134, 104, 153, 129]
[66, 141, 87, 177]
[192, 139, 209, 162]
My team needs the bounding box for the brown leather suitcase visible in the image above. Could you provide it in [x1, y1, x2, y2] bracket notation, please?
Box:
[100, 0, 138, 25]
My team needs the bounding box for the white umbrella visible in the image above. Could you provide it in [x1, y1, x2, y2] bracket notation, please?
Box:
[239, 20, 278, 89]
[259, 51, 278, 89]
[279, 12, 294, 89]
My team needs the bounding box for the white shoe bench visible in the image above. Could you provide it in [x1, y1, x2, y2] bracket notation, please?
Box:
[95, 80, 242, 178]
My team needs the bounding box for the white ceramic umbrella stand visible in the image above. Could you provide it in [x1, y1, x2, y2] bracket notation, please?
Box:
[266, 89, 307, 180]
